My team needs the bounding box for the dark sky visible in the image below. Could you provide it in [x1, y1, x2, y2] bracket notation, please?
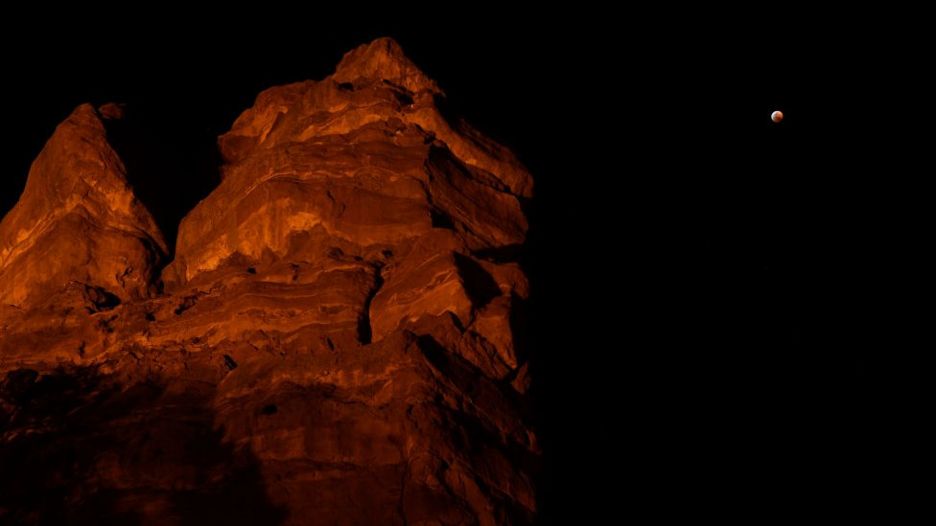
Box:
[0, 11, 915, 523]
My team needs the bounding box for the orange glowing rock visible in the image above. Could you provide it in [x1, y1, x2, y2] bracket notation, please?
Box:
[0, 104, 167, 308]
[0, 38, 537, 525]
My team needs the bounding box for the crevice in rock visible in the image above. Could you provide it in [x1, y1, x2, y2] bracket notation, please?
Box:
[393, 90, 415, 107]
[430, 208, 456, 230]
[223, 354, 238, 371]
[173, 292, 203, 316]
[453, 253, 500, 310]
[358, 264, 385, 345]
[79, 283, 122, 314]
[415, 175, 457, 233]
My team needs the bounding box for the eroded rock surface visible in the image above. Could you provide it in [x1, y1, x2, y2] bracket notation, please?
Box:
[0, 104, 166, 308]
[0, 38, 536, 525]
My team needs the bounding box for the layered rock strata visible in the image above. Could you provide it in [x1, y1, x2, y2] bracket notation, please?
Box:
[0, 38, 535, 526]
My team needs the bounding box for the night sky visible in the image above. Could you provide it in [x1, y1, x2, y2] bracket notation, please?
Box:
[1, 11, 912, 522]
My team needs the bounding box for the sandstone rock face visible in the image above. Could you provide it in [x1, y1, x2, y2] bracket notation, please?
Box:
[0, 104, 167, 308]
[0, 38, 536, 525]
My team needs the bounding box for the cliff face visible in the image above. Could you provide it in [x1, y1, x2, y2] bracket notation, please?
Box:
[0, 38, 536, 525]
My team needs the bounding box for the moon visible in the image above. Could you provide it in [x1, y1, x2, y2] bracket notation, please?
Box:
[771, 110, 784, 123]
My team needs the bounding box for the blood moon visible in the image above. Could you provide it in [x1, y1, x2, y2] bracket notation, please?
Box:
[771, 110, 784, 123]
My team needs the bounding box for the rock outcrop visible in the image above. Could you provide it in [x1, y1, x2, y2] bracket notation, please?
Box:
[0, 38, 535, 525]
[0, 104, 166, 308]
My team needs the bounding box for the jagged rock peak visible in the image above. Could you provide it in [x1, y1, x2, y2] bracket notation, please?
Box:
[168, 36, 532, 288]
[333, 37, 441, 95]
[0, 103, 166, 307]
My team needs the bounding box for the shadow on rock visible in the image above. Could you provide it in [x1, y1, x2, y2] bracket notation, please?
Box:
[0, 366, 286, 526]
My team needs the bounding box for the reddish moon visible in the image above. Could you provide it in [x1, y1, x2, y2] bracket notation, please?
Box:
[771, 110, 784, 123]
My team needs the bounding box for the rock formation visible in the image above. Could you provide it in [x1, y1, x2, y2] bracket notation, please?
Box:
[0, 103, 166, 308]
[0, 38, 535, 525]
